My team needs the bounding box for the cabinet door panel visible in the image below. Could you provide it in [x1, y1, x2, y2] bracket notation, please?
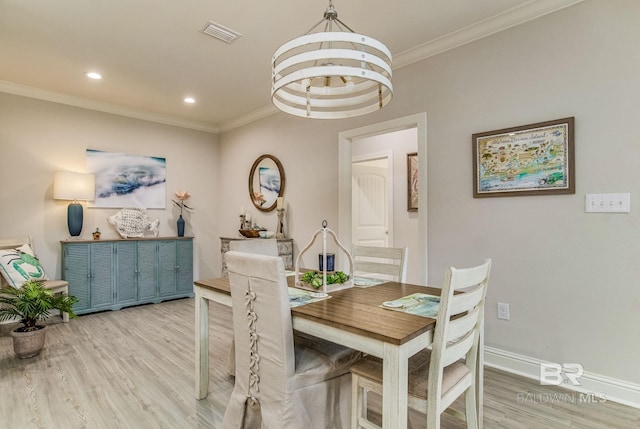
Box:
[64, 244, 90, 311]
[158, 241, 177, 296]
[115, 242, 137, 304]
[137, 241, 158, 300]
[90, 242, 114, 308]
[176, 240, 193, 293]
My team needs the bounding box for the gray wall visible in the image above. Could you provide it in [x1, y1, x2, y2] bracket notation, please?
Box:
[0, 93, 220, 280]
[218, 0, 640, 383]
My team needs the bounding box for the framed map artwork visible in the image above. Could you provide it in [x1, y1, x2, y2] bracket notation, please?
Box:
[472, 117, 574, 198]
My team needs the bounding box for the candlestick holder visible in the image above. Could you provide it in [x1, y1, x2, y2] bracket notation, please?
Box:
[276, 208, 285, 238]
[239, 214, 247, 230]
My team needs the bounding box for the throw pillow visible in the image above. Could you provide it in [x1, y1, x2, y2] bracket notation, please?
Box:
[0, 244, 49, 288]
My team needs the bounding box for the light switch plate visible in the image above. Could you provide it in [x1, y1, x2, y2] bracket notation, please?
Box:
[585, 193, 630, 213]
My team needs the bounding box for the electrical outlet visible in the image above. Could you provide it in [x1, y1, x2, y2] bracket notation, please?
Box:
[497, 303, 510, 320]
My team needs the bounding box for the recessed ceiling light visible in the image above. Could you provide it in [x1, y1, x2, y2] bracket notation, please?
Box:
[86, 72, 102, 80]
[184, 97, 196, 104]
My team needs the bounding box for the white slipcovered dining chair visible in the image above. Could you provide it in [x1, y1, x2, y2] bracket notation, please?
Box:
[352, 245, 408, 283]
[350, 259, 492, 429]
[229, 238, 279, 257]
[226, 239, 280, 376]
[223, 251, 362, 429]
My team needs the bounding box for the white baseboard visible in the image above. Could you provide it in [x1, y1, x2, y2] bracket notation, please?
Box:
[484, 346, 640, 409]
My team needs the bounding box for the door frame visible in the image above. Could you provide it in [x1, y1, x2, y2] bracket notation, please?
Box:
[338, 112, 428, 283]
[352, 150, 394, 248]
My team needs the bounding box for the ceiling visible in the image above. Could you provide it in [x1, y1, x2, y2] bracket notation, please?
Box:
[0, 0, 582, 133]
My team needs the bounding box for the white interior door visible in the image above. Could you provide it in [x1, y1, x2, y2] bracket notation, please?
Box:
[339, 113, 427, 284]
[352, 160, 391, 247]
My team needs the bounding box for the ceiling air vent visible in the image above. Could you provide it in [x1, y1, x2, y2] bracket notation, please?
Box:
[202, 21, 241, 44]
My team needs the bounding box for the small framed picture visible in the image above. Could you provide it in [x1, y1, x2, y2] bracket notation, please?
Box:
[472, 117, 575, 198]
[407, 152, 418, 211]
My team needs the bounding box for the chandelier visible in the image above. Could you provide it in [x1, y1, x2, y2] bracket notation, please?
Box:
[271, 0, 393, 119]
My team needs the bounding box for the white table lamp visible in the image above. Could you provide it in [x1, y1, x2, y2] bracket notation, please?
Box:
[54, 171, 95, 237]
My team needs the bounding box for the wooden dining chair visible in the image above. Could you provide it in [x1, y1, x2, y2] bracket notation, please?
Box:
[223, 251, 362, 429]
[0, 237, 70, 322]
[350, 259, 492, 429]
[352, 245, 408, 283]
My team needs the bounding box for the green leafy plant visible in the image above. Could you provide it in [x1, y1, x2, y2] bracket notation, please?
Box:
[301, 270, 349, 289]
[0, 280, 78, 332]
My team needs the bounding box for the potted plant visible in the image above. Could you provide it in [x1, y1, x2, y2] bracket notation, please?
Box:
[0, 279, 78, 358]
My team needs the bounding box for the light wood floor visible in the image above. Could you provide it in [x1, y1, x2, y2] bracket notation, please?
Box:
[1, 298, 638, 429]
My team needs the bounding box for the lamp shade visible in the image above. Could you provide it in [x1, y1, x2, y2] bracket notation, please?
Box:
[53, 171, 95, 201]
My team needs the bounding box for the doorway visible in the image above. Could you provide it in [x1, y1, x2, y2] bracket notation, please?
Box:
[338, 113, 427, 284]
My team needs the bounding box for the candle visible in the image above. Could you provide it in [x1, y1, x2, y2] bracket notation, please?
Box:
[240, 206, 245, 216]
[277, 197, 284, 210]
[245, 213, 252, 222]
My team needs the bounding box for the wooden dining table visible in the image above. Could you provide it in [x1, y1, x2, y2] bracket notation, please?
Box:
[194, 276, 484, 429]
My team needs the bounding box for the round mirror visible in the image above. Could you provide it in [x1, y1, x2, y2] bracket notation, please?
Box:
[248, 154, 285, 212]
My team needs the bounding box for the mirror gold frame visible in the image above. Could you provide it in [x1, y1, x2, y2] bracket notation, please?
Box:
[248, 154, 285, 212]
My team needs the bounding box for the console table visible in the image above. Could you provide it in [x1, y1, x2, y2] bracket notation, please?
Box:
[61, 237, 193, 315]
[219, 236, 293, 276]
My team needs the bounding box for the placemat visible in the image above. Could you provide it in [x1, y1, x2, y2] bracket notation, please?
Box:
[288, 287, 331, 308]
[380, 292, 440, 317]
[353, 276, 387, 288]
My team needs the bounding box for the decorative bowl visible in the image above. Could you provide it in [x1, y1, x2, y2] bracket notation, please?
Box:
[239, 229, 260, 238]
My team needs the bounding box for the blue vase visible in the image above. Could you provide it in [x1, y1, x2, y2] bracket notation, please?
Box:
[177, 215, 185, 237]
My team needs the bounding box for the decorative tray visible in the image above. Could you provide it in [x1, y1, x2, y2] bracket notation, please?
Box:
[239, 229, 260, 238]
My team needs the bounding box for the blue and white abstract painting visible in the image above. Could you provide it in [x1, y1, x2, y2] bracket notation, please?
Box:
[86, 149, 166, 209]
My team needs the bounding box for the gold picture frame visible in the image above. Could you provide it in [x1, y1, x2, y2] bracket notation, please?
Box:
[407, 152, 418, 211]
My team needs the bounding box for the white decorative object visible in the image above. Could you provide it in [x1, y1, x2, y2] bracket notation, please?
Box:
[295, 220, 354, 293]
[271, 0, 392, 119]
[276, 208, 285, 238]
[107, 208, 159, 239]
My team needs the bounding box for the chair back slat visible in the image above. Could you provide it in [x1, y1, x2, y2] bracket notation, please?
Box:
[354, 260, 402, 277]
[442, 331, 475, 367]
[353, 245, 408, 282]
[449, 284, 484, 316]
[446, 306, 480, 342]
[0, 237, 33, 252]
[450, 267, 490, 292]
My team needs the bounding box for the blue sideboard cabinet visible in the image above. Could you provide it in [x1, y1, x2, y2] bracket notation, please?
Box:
[62, 237, 194, 315]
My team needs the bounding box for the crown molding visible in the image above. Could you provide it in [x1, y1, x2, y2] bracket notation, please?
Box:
[218, 104, 279, 134]
[0, 80, 219, 134]
[393, 0, 585, 69]
[1, 0, 583, 135]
